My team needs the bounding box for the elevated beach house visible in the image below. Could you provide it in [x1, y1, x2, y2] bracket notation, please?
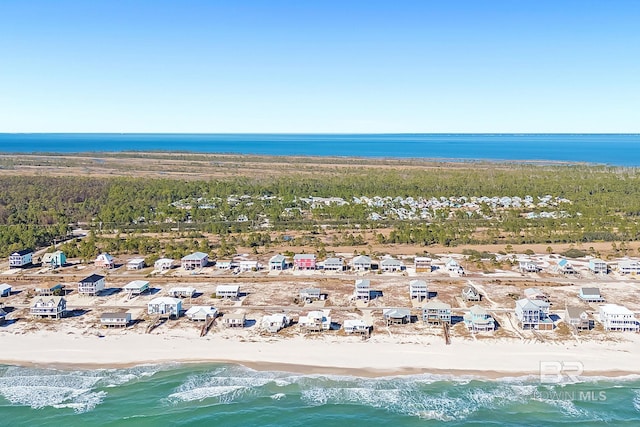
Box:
[181, 252, 209, 270]
[383, 308, 411, 326]
[9, 249, 33, 268]
[322, 257, 345, 272]
[185, 306, 218, 321]
[518, 259, 541, 273]
[30, 296, 66, 319]
[599, 304, 639, 332]
[351, 255, 372, 271]
[464, 305, 495, 332]
[409, 279, 428, 301]
[95, 253, 115, 269]
[299, 310, 332, 332]
[168, 286, 196, 298]
[35, 283, 65, 296]
[524, 287, 548, 301]
[41, 250, 66, 268]
[515, 298, 553, 330]
[147, 297, 182, 319]
[579, 287, 604, 302]
[588, 258, 608, 274]
[239, 260, 259, 272]
[462, 283, 481, 302]
[0, 283, 12, 298]
[445, 258, 464, 274]
[300, 287, 322, 302]
[261, 313, 290, 333]
[414, 256, 432, 272]
[618, 260, 640, 275]
[222, 312, 246, 328]
[354, 279, 371, 301]
[216, 284, 240, 299]
[564, 306, 590, 331]
[100, 312, 132, 328]
[380, 257, 404, 272]
[0, 308, 6, 325]
[269, 254, 287, 270]
[123, 280, 150, 299]
[78, 274, 106, 296]
[556, 259, 576, 274]
[293, 254, 316, 270]
[343, 319, 370, 335]
[126, 258, 145, 270]
[154, 258, 174, 271]
[422, 300, 452, 324]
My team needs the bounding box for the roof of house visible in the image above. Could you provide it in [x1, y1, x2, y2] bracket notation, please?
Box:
[32, 296, 66, 307]
[124, 280, 149, 290]
[323, 257, 343, 264]
[446, 258, 459, 266]
[383, 308, 411, 318]
[600, 304, 635, 315]
[0, 283, 12, 292]
[127, 258, 145, 264]
[11, 249, 33, 256]
[409, 279, 427, 288]
[355, 279, 370, 288]
[524, 288, 545, 298]
[269, 254, 286, 263]
[300, 287, 321, 294]
[580, 287, 601, 296]
[80, 274, 105, 284]
[224, 313, 246, 320]
[380, 258, 403, 266]
[293, 254, 316, 260]
[469, 305, 489, 316]
[558, 259, 570, 267]
[101, 312, 129, 320]
[182, 252, 208, 261]
[352, 255, 372, 264]
[344, 319, 368, 328]
[42, 251, 64, 260]
[155, 258, 174, 264]
[186, 306, 217, 316]
[516, 298, 549, 310]
[148, 297, 181, 305]
[170, 286, 196, 294]
[589, 258, 606, 264]
[96, 253, 114, 261]
[565, 306, 587, 319]
[423, 300, 451, 310]
[216, 284, 240, 292]
[414, 257, 432, 262]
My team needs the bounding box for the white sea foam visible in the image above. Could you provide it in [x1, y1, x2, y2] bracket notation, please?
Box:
[633, 390, 640, 412]
[270, 393, 286, 400]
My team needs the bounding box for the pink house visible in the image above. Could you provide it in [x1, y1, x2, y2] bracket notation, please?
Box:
[293, 254, 316, 270]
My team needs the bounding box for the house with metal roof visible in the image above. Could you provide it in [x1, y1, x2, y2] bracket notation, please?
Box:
[123, 280, 150, 299]
[588, 258, 608, 274]
[446, 258, 464, 274]
[147, 297, 182, 319]
[126, 258, 146, 270]
[380, 257, 404, 272]
[344, 319, 370, 335]
[599, 304, 639, 331]
[354, 279, 371, 301]
[564, 306, 590, 330]
[464, 305, 495, 332]
[556, 259, 576, 274]
[300, 288, 322, 302]
[261, 313, 290, 333]
[30, 296, 66, 319]
[422, 300, 452, 324]
[100, 312, 132, 328]
[323, 257, 344, 272]
[181, 252, 209, 270]
[216, 284, 240, 299]
[299, 310, 331, 332]
[618, 260, 640, 275]
[185, 306, 218, 321]
[515, 298, 553, 330]
[168, 286, 196, 298]
[409, 280, 428, 301]
[154, 258, 174, 271]
[269, 254, 287, 270]
[383, 308, 411, 326]
[579, 287, 604, 302]
[95, 253, 115, 269]
[0, 283, 11, 298]
[351, 255, 372, 271]
[42, 251, 66, 268]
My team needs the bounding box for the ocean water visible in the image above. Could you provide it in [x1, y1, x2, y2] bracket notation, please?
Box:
[0, 363, 638, 426]
[0, 133, 639, 166]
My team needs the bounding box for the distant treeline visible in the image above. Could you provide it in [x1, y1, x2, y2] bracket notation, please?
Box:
[1, 165, 640, 256]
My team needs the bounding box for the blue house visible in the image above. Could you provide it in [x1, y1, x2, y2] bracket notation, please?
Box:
[42, 251, 66, 268]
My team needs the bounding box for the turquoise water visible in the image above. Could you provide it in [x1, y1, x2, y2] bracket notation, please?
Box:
[1, 133, 639, 166]
[0, 363, 639, 426]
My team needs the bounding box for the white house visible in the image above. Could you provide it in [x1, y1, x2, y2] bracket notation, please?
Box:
[147, 297, 182, 319]
[556, 259, 576, 274]
[239, 260, 259, 272]
[181, 252, 209, 270]
[185, 306, 218, 321]
[41, 251, 66, 268]
[78, 274, 106, 296]
[154, 258, 174, 270]
[351, 255, 372, 271]
[588, 258, 607, 274]
[0, 283, 12, 297]
[123, 280, 150, 299]
[354, 279, 370, 301]
[100, 312, 132, 328]
[222, 312, 246, 327]
[518, 260, 540, 273]
[422, 300, 451, 324]
[299, 310, 331, 332]
[216, 284, 240, 299]
[9, 249, 33, 268]
[599, 304, 639, 331]
[414, 256, 432, 272]
[515, 298, 553, 330]
[463, 305, 495, 332]
[168, 286, 196, 298]
[409, 279, 428, 301]
[380, 257, 404, 272]
[524, 288, 548, 301]
[579, 287, 604, 302]
[269, 254, 287, 270]
[300, 288, 322, 301]
[343, 319, 370, 334]
[323, 257, 344, 272]
[126, 258, 146, 270]
[446, 258, 464, 274]
[618, 260, 640, 275]
[383, 308, 411, 325]
[95, 253, 115, 269]
[30, 296, 66, 319]
[261, 313, 290, 333]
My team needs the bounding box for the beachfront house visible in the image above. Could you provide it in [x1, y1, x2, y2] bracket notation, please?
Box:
[185, 306, 218, 321]
[618, 260, 640, 275]
[9, 249, 33, 268]
[293, 254, 316, 270]
[147, 297, 182, 319]
[464, 305, 496, 332]
[579, 287, 604, 302]
[557, 259, 576, 274]
[216, 260, 233, 270]
[154, 258, 174, 271]
[414, 257, 432, 272]
[78, 274, 106, 296]
[100, 312, 132, 328]
[383, 308, 411, 326]
[181, 252, 209, 270]
[0, 283, 11, 297]
[261, 313, 290, 333]
[35, 284, 65, 296]
[300, 288, 322, 302]
[515, 298, 553, 330]
[588, 259, 608, 274]
[599, 304, 639, 332]
[239, 260, 259, 272]
[299, 310, 332, 332]
[126, 258, 146, 270]
[323, 257, 345, 272]
[30, 296, 66, 319]
[524, 288, 548, 301]
[462, 283, 481, 302]
[343, 319, 370, 335]
[518, 260, 541, 273]
[222, 312, 246, 328]
[351, 255, 372, 271]
[380, 257, 404, 272]
[216, 284, 240, 299]
[95, 253, 115, 269]
[422, 300, 452, 324]
[123, 280, 150, 299]
[354, 279, 371, 301]
[409, 279, 428, 301]
[168, 286, 196, 298]
[269, 254, 287, 270]
[445, 258, 464, 274]
[564, 306, 590, 331]
[41, 250, 66, 268]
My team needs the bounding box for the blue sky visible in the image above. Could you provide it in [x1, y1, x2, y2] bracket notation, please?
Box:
[1, 0, 638, 133]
